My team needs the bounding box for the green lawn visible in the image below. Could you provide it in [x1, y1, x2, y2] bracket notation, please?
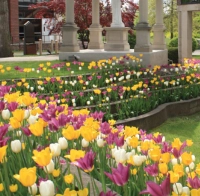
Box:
[150, 112, 200, 162]
[0, 60, 91, 80]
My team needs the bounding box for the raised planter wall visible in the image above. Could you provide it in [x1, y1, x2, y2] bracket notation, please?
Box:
[115, 97, 200, 130]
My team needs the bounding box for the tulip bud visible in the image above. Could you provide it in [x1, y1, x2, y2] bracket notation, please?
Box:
[58, 137, 68, 150]
[50, 143, 61, 157]
[171, 158, 178, 165]
[11, 140, 22, 153]
[173, 183, 183, 194]
[39, 180, 55, 196]
[43, 160, 55, 174]
[28, 183, 38, 195]
[82, 138, 89, 148]
[2, 109, 10, 120]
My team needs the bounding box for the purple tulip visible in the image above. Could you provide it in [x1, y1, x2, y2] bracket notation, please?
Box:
[99, 190, 117, 196]
[0, 101, 5, 111]
[7, 102, 18, 112]
[99, 122, 112, 135]
[187, 176, 200, 189]
[172, 141, 187, 158]
[49, 118, 60, 131]
[72, 150, 95, 172]
[144, 163, 159, 177]
[104, 163, 130, 186]
[140, 174, 170, 196]
[0, 124, 10, 146]
[21, 126, 32, 136]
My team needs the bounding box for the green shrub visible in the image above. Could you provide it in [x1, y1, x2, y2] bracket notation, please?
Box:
[168, 47, 178, 64]
[128, 34, 136, 49]
[168, 37, 198, 51]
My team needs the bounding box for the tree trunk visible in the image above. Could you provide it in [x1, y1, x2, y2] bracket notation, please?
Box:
[0, 0, 13, 57]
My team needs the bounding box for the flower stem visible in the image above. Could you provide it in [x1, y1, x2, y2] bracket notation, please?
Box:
[77, 167, 84, 189]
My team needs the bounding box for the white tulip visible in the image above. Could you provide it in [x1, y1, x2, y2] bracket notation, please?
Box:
[11, 140, 22, 153]
[171, 158, 178, 165]
[97, 138, 104, 147]
[90, 96, 94, 101]
[185, 167, 190, 173]
[114, 149, 127, 164]
[173, 183, 183, 195]
[30, 87, 34, 92]
[27, 115, 38, 124]
[28, 183, 38, 195]
[182, 186, 190, 195]
[16, 131, 22, 137]
[58, 137, 68, 150]
[192, 155, 196, 162]
[82, 138, 89, 148]
[189, 162, 195, 170]
[87, 101, 90, 105]
[126, 75, 131, 80]
[24, 109, 30, 119]
[44, 160, 55, 174]
[39, 180, 55, 196]
[2, 109, 10, 120]
[133, 155, 144, 166]
[50, 143, 61, 157]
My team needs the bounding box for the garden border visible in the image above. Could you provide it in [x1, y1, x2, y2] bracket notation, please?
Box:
[115, 96, 200, 130]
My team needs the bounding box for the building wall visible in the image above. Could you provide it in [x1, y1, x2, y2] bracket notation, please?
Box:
[8, 0, 19, 43]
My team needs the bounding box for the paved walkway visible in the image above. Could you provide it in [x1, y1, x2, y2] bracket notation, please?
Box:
[0, 54, 59, 62]
[0, 50, 200, 62]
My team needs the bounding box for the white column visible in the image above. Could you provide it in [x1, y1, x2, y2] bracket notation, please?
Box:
[152, 0, 167, 50]
[139, 0, 148, 23]
[88, 0, 104, 49]
[91, 0, 100, 27]
[178, 10, 192, 62]
[134, 0, 152, 52]
[65, 0, 75, 24]
[59, 0, 80, 56]
[111, 0, 124, 27]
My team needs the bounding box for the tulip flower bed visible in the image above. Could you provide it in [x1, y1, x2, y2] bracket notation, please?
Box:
[1, 55, 200, 121]
[0, 91, 199, 196]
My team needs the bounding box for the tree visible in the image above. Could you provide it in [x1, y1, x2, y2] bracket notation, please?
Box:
[148, 0, 178, 40]
[0, 0, 13, 57]
[29, 0, 139, 48]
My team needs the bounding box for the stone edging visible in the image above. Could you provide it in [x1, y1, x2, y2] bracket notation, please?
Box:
[115, 97, 200, 130]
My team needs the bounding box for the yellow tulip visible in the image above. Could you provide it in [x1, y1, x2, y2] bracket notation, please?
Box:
[195, 163, 200, 175]
[63, 188, 77, 196]
[29, 121, 44, 136]
[12, 109, 25, 122]
[149, 147, 161, 162]
[172, 138, 182, 151]
[160, 152, 170, 163]
[32, 147, 52, 166]
[80, 126, 98, 142]
[181, 152, 193, 166]
[173, 164, 184, 178]
[128, 137, 139, 148]
[191, 189, 200, 196]
[65, 149, 85, 162]
[13, 167, 37, 187]
[62, 125, 80, 140]
[64, 174, 74, 184]
[169, 171, 179, 183]
[78, 188, 89, 196]
[9, 184, 18, 192]
[0, 183, 4, 191]
[9, 117, 21, 129]
[52, 169, 60, 177]
[0, 145, 7, 163]
[159, 163, 168, 175]
[124, 126, 139, 138]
